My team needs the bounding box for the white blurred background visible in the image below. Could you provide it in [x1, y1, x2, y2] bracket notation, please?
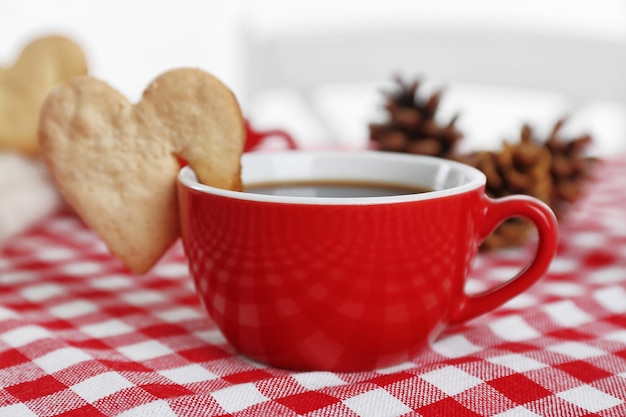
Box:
[2, 0, 626, 152]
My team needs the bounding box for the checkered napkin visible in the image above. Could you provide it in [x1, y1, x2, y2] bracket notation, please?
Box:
[1, 159, 626, 417]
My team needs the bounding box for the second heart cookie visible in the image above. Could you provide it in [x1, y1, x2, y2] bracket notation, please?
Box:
[38, 68, 246, 273]
[0, 35, 88, 154]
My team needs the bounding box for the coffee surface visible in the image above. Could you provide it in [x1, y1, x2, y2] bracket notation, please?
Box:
[246, 180, 432, 198]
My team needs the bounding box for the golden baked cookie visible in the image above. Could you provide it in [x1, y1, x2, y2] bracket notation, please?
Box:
[0, 35, 88, 154]
[38, 68, 245, 274]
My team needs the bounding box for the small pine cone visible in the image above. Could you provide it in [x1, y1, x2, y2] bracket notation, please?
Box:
[369, 76, 462, 159]
[461, 138, 552, 203]
[480, 218, 536, 251]
[543, 118, 596, 217]
[459, 131, 552, 250]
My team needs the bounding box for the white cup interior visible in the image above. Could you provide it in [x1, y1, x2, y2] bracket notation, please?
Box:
[179, 150, 486, 205]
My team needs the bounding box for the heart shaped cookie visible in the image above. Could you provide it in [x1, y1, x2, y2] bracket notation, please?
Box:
[38, 68, 245, 274]
[0, 35, 88, 154]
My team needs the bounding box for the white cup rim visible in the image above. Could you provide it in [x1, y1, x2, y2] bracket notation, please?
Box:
[178, 150, 486, 205]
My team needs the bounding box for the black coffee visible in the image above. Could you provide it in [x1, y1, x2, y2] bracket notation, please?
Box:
[245, 180, 432, 198]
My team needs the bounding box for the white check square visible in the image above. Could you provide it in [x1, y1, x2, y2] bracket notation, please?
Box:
[117, 400, 177, 417]
[542, 282, 585, 297]
[156, 307, 202, 323]
[153, 263, 189, 278]
[34, 347, 92, 374]
[502, 293, 539, 310]
[547, 258, 579, 274]
[0, 404, 38, 417]
[159, 364, 219, 384]
[71, 372, 135, 403]
[421, 366, 483, 396]
[211, 383, 268, 414]
[90, 275, 133, 290]
[605, 330, 626, 344]
[493, 405, 542, 417]
[34, 247, 75, 261]
[1, 271, 38, 284]
[122, 290, 167, 306]
[589, 266, 626, 285]
[593, 286, 626, 314]
[118, 340, 174, 361]
[49, 300, 98, 318]
[195, 329, 228, 345]
[432, 334, 482, 358]
[376, 362, 417, 375]
[0, 306, 17, 321]
[557, 385, 623, 412]
[21, 283, 65, 301]
[343, 388, 412, 417]
[487, 353, 547, 373]
[1, 325, 51, 347]
[81, 319, 134, 338]
[61, 261, 103, 276]
[543, 300, 592, 328]
[489, 316, 540, 342]
[292, 371, 346, 390]
[548, 342, 606, 359]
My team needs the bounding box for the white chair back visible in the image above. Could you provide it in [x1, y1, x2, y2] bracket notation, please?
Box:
[241, 24, 626, 152]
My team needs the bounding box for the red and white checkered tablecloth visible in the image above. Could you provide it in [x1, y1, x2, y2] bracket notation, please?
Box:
[1, 157, 626, 417]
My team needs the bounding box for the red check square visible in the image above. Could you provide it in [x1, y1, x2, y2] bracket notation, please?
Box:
[556, 360, 613, 383]
[419, 397, 482, 417]
[6, 375, 67, 402]
[277, 391, 340, 415]
[496, 342, 538, 353]
[488, 374, 553, 404]
[615, 349, 626, 361]
[55, 404, 107, 417]
[141, 383, 194, 398]
[0, 349, 30, 367]
[177, 346, 230, 363]
[222, 369, 274, 384]
[549, 329, 593, 341]
[369, 372, 415, 387]
[98, 359, 152, 373]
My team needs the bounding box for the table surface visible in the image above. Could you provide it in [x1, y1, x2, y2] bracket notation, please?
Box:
[1, 156, 626, 417]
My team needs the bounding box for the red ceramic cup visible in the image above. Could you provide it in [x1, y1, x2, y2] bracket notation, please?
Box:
[177, 151, 558, 372]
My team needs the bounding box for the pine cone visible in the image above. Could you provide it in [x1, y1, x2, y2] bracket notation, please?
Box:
[369, 77, 462, 159]
[543, 118, 596, 218]
[460, 119, 596, 249]
[459, 127, 553, 250]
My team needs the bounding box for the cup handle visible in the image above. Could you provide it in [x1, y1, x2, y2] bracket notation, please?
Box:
[448, 195, 559, 325]
[244, 120, 298, 152]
